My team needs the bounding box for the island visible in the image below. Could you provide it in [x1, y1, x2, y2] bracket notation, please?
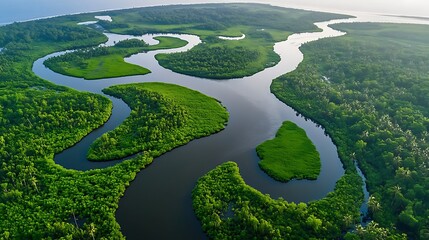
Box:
[44, 37, 188, 80]
[257, 121, 321, 182]
[0, 3, 427, 240]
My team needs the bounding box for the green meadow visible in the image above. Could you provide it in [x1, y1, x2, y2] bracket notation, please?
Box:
[256, 121, 321, 182]
[44, 36, 187, 80]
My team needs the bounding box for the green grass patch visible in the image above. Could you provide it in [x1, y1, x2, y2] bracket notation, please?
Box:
[256, 121, 321, 182]
[87, 82, 229, 161]
[44, 36, 188, 80]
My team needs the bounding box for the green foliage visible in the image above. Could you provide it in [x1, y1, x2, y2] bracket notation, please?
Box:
[0, 6, 222, 239]
[87, 82, 229, 161]
[0, 20, 103, 46]
[44, 36, 188, 80]
[192, 162, 363, 239]
[104, 3, 349, 35]
[271, 23, 429, 238]
[345, 222, 407, 240]
[256, 121, 321, 181]
[156, 45, 271, 79]
[0, 3, 353, 239]
[100, 3, 350, 79]
[114, 39, 148, 48]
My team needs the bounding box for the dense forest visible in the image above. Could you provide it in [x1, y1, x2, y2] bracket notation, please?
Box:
[271, 23, 429, 239]
[156, 45, 271, 79]
[192, 162, 368, 239]
[88, 82, 228, 161]
[256, 121, 321, 182]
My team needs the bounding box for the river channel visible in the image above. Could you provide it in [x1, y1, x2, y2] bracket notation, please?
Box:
[32, 16, 388, 239]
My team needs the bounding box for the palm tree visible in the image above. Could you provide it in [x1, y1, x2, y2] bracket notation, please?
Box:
[390, 185, 402, 206]
[88, 223, 96, 240]
[368, 196, 381, 214]
[30, 176, 38, 192]
[343, 214, 354, 228]
[392, 156, 402, 168]
[396, 167, 411, 180]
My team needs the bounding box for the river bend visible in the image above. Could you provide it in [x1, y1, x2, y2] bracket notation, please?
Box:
[33, 18, 356, 239]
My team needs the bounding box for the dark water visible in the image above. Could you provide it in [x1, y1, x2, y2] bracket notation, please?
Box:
[24, 3, 429, 239]
[33, 20, 350, 238]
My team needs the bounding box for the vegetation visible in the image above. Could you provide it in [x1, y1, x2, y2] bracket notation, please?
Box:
[256, 121, 321, 182]
[87, 82, 228, 161]
[0, 6, 225, 239]
[44, 36, 188, 80]
[100, 3, 350, 79]
[156, 43, 278, 79]
[5, 3, 419, 239]
[0, 16, 139, 239]
[271, 23, 429, 239]
[192, 162, 368, 239]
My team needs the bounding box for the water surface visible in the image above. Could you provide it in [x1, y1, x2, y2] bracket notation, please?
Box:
[33, 20, 349, 239]
[31, 9, 429, 240]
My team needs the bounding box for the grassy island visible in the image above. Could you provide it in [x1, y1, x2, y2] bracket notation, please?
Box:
[256, 121, 321, 182]
[87, 82, 229, 161]
[44, 36, 188, 80]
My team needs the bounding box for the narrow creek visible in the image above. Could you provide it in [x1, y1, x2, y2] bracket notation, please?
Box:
[33, 17, 370, 239]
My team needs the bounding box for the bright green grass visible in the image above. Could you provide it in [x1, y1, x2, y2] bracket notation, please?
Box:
[87, 82, 229, 161]
[256, 121, 321, 182]
[45, 36, 187, 80]
[63, 54, 151, 80]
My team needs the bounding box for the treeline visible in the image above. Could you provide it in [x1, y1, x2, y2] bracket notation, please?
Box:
[0, 20, 103, 46]
[156, 45, 262, 79]
[114, 39, 148, 48]
[87, 82, 229, 161]
[192, 162, 370, 239]
[271, 23, 429, 239]
[105, 3, 349, 33]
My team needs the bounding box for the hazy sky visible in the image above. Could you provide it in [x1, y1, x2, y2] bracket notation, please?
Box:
[0, 0, 428, 23]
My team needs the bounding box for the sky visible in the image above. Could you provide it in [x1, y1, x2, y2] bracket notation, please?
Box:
[0, 0, 428, 24]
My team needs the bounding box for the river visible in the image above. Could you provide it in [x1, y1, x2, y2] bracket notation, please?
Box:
[30, 8, 429, 240]
[32, 17, 348, 239]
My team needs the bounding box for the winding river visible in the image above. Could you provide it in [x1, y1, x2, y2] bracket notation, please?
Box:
[32, 16, 380, 239]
